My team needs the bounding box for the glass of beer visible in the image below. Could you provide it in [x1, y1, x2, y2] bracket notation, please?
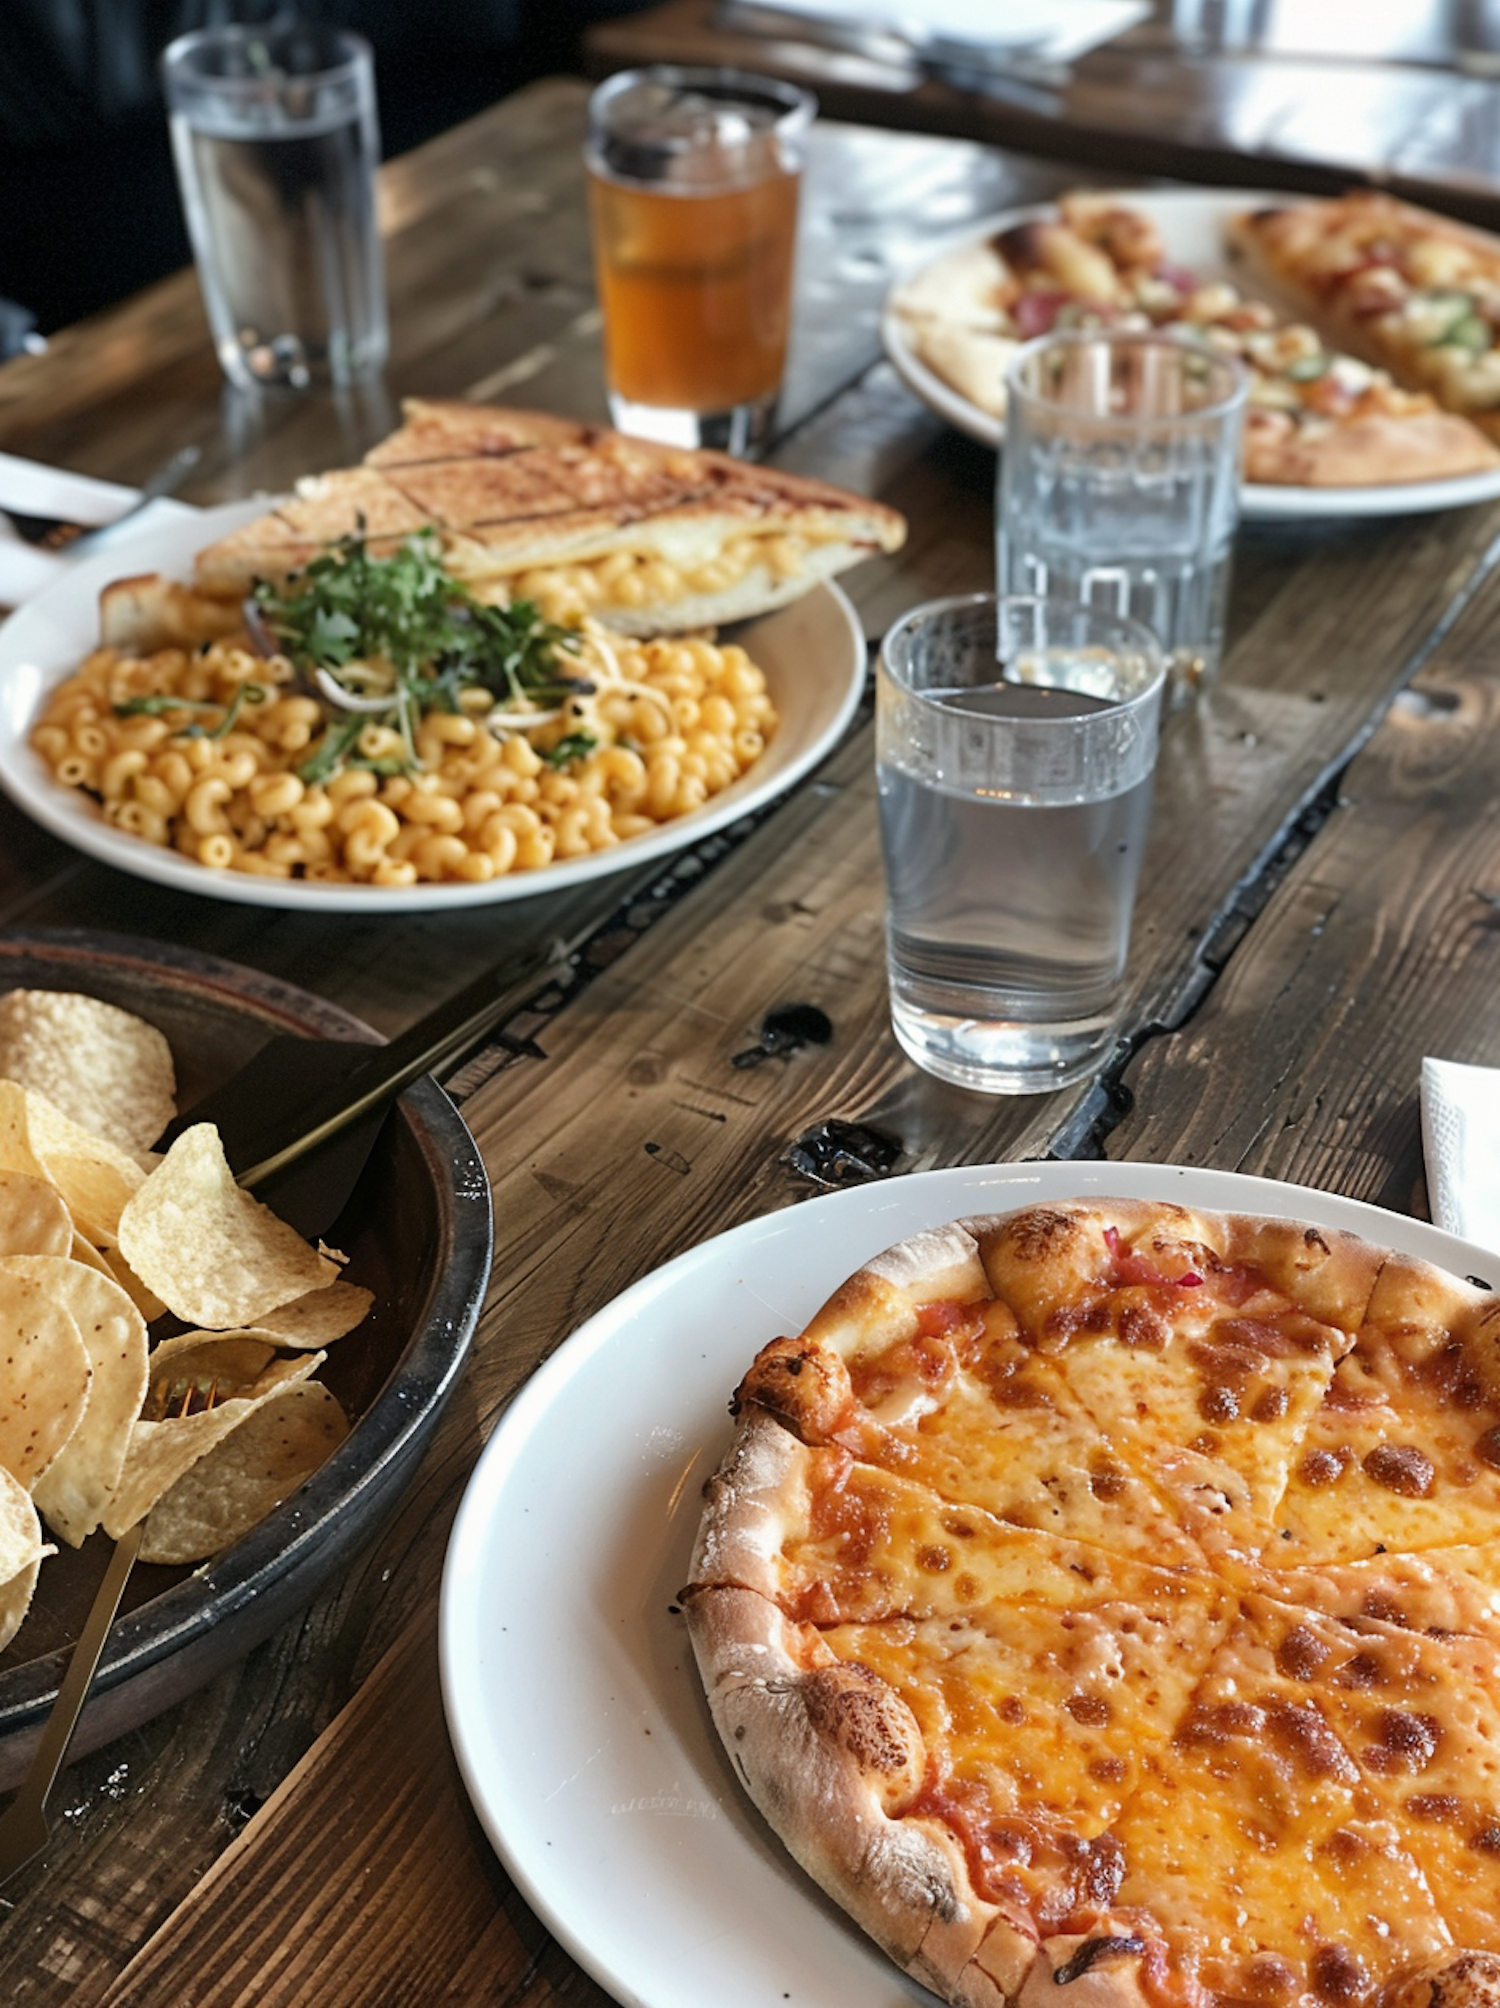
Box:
[586, 66, 816, 457]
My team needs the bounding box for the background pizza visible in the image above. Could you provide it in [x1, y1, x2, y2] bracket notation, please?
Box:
[685, 1198, 1500, 2008]
[884, 188, 1500, 493]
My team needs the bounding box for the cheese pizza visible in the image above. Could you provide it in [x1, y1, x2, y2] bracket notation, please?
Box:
[684, 1197, 1500, 2008]
[890, 192, 1500, 487]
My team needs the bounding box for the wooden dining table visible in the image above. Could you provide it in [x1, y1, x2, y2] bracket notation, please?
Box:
[4, 70, 1500, 2008]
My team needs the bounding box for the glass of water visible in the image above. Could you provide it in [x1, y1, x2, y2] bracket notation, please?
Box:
[997, 331, 1245, 703]
[876, 594, 1166, 1095]
[162, 23, 388, 392]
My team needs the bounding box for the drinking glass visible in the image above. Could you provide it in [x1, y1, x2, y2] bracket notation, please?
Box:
[876, 594, 1166, 1095]
[997, 331, 1245, 703]
[162, 23, 389, 392]
[585, 66, 816, 456]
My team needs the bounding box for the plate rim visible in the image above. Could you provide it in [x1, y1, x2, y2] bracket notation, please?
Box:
[438, 1157, 1498, 2008]
[879, 184, 1500, 521]
[0, 501, 867, 913]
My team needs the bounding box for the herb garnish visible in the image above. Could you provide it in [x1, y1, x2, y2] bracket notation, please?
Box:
[249, 531, 584, 782]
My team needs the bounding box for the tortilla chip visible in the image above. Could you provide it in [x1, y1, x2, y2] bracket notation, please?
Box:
[0, 1267, 91, 1490]
[0, 1461, 51, 1651]
[244, 1280, 374, 1348]
[140, 1381, 349, 1564]
[0, 1463, 48, 1647]
[0, 1081, 146, 1246]
[102, 1343, 322, 1537]
[0, 1169, 73, 1257]
[22, 1256, 149, 1546]
[0, 990, 176, 1153]
[116, 1124, 338, 1328]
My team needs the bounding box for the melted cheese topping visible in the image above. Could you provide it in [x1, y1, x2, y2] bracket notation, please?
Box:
[721, 1203, 1500, 2007]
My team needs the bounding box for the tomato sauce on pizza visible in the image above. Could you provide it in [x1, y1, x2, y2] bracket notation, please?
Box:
[684, 1200, 1500, 2008]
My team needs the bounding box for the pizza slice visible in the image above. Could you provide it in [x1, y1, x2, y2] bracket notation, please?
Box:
[889, 193, 1500, 484]
[731, 1218, 1203, 1565]
[683, 1557, 1232, 2008]
[1208, 1593, 1500, 1955]
[1249, 1540, 1500, 1648]
[1274, 1256, 1500, 1560]
[968, 1201, 1383, 1558]
[1229, 192, 1500, 441]
[1109, 1595, 1456, 2005]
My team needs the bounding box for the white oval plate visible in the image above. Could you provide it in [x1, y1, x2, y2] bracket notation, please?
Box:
[881, 187, 1500, 523]
[0, 500, 867, 912]
[440, 1159, 1498, 2008]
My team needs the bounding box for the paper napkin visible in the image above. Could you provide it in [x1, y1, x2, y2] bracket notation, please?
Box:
[1421, 1056, 1500, 1252]
[0, 451, 194, 610]
[724, 0, 1148, 70]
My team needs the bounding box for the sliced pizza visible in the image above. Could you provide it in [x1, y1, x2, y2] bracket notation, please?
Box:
[889, 191, 1500, 486]
[1229, 192, 1500, 441]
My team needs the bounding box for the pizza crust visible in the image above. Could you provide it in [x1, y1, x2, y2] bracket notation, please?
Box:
[683, 1580, 1035, 1997]
[685, 1196, 1500, 2006]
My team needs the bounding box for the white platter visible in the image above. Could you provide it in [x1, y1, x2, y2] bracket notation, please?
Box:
[0, 500, 867, 913]
[881, 186, 1500, 522]
[439, 1159, 1499, 2008]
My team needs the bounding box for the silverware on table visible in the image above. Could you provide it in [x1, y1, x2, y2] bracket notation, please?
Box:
[0, 444, 202, 552]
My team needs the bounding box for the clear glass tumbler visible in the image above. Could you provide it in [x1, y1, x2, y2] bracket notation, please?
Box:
[585, 66, 816, 456]
[162, 23, 389, 392]
[876, 594, 1166, 1095]
[997, 331, 1245, 703]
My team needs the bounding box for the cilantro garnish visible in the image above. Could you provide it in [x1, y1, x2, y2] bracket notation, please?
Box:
[254, 530, 574, 712]
[542, 731, 600, 768]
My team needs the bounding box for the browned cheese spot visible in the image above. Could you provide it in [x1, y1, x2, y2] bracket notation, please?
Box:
[1299, 1446, 1351, 1488]
[1310, 1946, 1370, 2004]
[1362, 1443, 1436, 1498]
[1274, 1624, 1332, 1682]
[1365, 1708, 1442, 1775]
[1064, 1692, 1113, 1727]
[1407, 1793, 1464, 1822]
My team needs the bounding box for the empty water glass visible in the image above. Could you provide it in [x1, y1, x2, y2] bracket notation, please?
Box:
[997, 331, 1245, 702]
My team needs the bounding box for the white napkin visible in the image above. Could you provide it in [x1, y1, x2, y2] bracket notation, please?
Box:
[1421, 1057, 1500, 1252]
[0, 451, 194, 610]
[729, 0, 1147, 68]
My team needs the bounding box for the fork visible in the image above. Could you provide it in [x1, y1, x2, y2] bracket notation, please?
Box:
[0, 1374, 222, 1887]
[0, 444, 202, 552]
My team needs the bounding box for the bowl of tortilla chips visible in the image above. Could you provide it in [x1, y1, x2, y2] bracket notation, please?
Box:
[0, 927, 491, 1786]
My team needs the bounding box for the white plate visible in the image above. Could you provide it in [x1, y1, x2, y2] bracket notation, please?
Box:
[0, 501, 866, 913]
[881, 186, 1500, 522]
[439, 1160, 1499, 2008]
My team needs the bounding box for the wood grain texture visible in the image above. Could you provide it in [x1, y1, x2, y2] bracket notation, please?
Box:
[586, 0, 1500, 227]
[8, 68, 1500, 2008]
[1112, 557, 1500, 1207]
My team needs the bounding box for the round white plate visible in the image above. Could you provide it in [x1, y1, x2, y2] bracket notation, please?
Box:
[439, 1159, 1499, 2008]
[881, 187, 1500, 522]
[0, 500, 867, 912]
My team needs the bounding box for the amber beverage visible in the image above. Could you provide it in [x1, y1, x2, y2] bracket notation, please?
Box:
[589, 166, 801, 417]
[586, 67, 816, 456]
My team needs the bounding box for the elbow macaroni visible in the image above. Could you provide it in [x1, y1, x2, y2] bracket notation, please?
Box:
[31, 632, 778, 887]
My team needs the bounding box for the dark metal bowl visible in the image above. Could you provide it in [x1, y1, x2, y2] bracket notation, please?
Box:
[0, 928, 492, 1787]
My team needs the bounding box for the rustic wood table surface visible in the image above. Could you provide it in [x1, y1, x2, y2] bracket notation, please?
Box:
[3, 70, 1500, 2008]
[587, 0, 1500, 229]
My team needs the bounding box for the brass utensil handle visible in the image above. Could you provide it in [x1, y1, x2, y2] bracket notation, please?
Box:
[0, 1524, 145, 1889]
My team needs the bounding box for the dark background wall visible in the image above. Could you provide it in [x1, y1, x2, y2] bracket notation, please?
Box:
[0, 0, 649, 334]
